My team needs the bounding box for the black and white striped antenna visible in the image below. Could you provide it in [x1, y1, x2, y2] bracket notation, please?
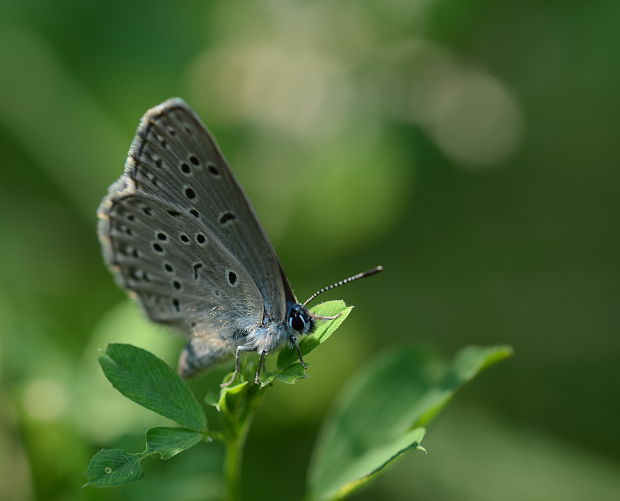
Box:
[302, 265, 384, 308]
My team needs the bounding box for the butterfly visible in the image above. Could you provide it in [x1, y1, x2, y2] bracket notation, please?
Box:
[97, 98, 382, 385]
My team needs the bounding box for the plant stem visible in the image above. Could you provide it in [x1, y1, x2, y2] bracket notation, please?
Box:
[219, 373, 267, 500]
[223, 403, 258, 501]
[224, 435, 243, 501]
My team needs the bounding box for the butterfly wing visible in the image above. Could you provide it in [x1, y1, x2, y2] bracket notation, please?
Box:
[98, 190, 263, 334]
[124, 98, 293, 316]
[98, 98, 294, 374]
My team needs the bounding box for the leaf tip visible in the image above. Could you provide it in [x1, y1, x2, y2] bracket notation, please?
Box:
[485, 344, 514, 366]
[501, 345, 514, 357]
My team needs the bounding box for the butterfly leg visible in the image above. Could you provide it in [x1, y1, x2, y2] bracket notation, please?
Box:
[254, 350, 267, 385]
[221, 345, 254, 387]
[290, 335, 308, 369]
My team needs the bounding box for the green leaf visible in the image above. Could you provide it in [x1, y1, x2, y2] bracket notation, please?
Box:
[146, 427, 205, 460]
[307, 345, 512, 500]
[84, 427, 204, 487]
[216, 380, 266, 438]
[275, 300, 352, 374]
[83, 449, 143, 487]
[217, 381, 250, 416]
[204, 391, 220, 408]
[99, 343, 207, 431]
[274, 362, 307, 384]
[413, 345, 514, 428]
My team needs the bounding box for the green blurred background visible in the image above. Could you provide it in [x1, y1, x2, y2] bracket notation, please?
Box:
[1, 1, 619, 500]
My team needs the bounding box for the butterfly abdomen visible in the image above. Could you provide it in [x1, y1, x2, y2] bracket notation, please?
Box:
[178, 332, 234, 378]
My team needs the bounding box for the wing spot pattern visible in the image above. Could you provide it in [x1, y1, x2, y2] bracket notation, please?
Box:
[185, 187, 196, 200]
[129, 268, 149, 282]
[193, 262, 203, 280]
[117, 223, 133, 237]
[120, 244, 133, 257]
[207, 163, 220, 177]
[219, 212, 237, 225]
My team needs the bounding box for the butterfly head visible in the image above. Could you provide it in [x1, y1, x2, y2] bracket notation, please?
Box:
[286, 303, 315, 335]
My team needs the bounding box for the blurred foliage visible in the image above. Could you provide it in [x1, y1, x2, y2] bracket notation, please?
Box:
[0, 0, 619, 500]
[308, 345, 511, 500]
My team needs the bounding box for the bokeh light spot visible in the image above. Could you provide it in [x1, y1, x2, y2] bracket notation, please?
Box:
[22, 378, 68, 421]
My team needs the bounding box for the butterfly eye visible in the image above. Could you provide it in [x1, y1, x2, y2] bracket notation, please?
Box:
[290, 315, 305, 332]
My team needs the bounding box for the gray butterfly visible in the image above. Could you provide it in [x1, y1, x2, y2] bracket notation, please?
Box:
[97, 98, 382, 384]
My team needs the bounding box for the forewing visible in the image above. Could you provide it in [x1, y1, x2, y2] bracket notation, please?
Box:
[121, 98, 293, 320]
